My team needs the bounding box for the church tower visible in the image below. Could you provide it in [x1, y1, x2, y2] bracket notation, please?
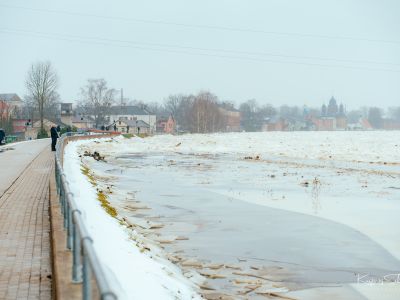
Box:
[327, 97, 338, 117]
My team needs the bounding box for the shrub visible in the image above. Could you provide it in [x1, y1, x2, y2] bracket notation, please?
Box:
[37, 128, 48, 139]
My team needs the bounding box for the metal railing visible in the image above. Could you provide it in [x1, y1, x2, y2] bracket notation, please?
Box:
[55, 133, 118, 300]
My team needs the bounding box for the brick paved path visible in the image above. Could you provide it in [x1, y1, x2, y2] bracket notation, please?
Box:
[0, 148, 53, 299]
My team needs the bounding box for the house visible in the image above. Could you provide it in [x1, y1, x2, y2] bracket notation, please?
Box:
[348, 118, 373, 130]
[383, 119, 400, 130]
[12, 119, 30, 134]
[72, 116, 95, 129]
[361, 118, 373, 130]
[25, 119, 57, 140]
[24, 118, 67, 139]
[0, 101, 13, 134]
[312, 117, 336, 131]
[0, 101, 8, 117]
[219, 107, 241, 132]
[33, 119, 58, 134]
[262, 117, 287, 131]
[0, 93, 23, 118]
[24, 127, 38, 140]
[0, 100, 11, 119]
[0, 93, 23, 108]
[286, 119, 308, 131]
[109, 119, 150, 135]
[107, 106, 156, 134]
[61, 103, 73, 126]
[156, 118, 166, 133]
[336, 115, 347, 130]
[156, 115, 176, 134]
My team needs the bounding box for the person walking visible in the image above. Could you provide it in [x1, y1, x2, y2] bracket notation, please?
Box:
[50, 126, 59, 151]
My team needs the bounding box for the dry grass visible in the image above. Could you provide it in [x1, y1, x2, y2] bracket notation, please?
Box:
[81, 164, 118, 218]
[97, 190, 118, 218]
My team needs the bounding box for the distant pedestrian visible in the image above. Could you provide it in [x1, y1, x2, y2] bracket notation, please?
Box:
[0, 128, 5, 145]
[50, 126, 59, 151]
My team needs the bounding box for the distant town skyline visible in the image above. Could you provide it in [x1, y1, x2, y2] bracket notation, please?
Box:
[0, 0, 399, 109]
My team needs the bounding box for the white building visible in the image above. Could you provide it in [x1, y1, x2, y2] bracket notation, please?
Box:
[108, 106, 156, 134]
[72, 116, 95, 129]
[108, 119, 150, 135]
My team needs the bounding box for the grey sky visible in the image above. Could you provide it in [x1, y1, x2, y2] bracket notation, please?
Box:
[0, 0, 399, 109]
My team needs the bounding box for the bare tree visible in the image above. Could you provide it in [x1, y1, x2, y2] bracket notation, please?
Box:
[25, 61, 58, 131]
[347, 109, 362, 123]
[190, 91, 224, 133]
[44, 92, 61, 122]
[21, 95, 36, 123]
[146, 102, 167, 116]
[164, 94, 195, 131]
[368, 107, 383, 129]
[164, 94, 184, 117]
[80, 79, 116, 128]
[22, 91, 60, 124]
[388, 106, 400, 121]
[239, 99, 259, 131]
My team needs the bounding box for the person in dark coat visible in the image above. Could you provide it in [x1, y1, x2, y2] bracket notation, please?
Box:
[0, 128, 5, 145]
[50, 126, 59, 151]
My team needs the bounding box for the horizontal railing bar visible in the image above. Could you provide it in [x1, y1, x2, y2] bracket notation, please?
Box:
[55, 132, 118, 299]
[82, 239, 117, 299]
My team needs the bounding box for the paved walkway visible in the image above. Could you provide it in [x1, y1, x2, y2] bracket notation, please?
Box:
[0, 139, 50, 198]
[0, 145, 53, 299]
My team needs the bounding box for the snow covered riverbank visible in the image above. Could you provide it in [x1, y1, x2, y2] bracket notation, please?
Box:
[63, 131, 400, 299]
[63, 141, 201, 300]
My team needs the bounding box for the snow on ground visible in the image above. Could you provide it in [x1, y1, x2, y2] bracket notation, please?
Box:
[63, 140, 201, 300]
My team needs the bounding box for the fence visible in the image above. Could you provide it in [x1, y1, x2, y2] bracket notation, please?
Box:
[55, 133, 118, 300]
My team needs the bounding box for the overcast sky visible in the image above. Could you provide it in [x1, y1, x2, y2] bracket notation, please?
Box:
[0, 0, 399, 109]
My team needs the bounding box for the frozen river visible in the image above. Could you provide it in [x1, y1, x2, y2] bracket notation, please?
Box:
[75, 132, 400, 299]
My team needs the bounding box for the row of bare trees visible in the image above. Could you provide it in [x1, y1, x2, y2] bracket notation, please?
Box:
[163, 91, 226, 133]
[79, 79, 116, 128]
[23, 61, 225, 133]
[24, 61, 117, 131]
[22, 60, 400, 134]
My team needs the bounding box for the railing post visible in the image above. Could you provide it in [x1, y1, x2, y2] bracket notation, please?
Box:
[59, 181, 64, 212]
[82, 246, 92, 300]
[67, 203, 73, 250]
[55, 160, 59, 195]
[64, 195, 69, 229]
[58, 171, 62, 196]
[72, 214, 82, 283]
